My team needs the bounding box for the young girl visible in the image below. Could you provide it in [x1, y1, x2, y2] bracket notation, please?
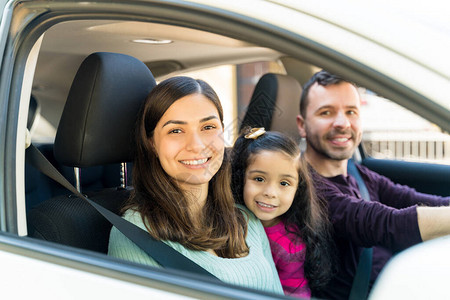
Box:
[108, 77, 283, 295]
[231, 127, 336, 298]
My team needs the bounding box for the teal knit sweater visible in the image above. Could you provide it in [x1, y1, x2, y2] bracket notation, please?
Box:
[108, 206, 283, 295]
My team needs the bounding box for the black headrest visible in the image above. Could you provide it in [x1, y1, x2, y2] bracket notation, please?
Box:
[240, 73, 302, 142]
[54, 52, 156, 167]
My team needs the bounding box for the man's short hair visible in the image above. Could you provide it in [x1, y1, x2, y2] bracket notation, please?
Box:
[299, 70, 356, 117]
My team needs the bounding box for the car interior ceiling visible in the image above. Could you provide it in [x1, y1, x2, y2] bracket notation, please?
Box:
[31, 19, 282, 131]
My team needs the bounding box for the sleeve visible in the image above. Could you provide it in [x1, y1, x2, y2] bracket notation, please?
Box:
[107, 210, 161, 267]
[259, 222, 279, 276]
[242, 207, 276, 265]
[259, 222, 285, 291]
[358, 165, 450, 209]
[241, 206, 283, 291]
[269, 239, 293, 278]
[317, 180, 422, 252]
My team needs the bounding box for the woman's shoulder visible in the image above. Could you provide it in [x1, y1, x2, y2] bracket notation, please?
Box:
[122, 208, 148, 231]
[235, 204, 264, 233]
[236, 204, 255, 222]
[235, 203, 248, 214]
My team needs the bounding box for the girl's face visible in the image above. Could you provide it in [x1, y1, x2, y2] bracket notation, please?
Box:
[244, 150, 300, 227]
[152, 93, 224, 190]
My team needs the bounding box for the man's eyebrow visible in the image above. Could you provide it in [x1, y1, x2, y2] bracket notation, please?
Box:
[315, 104, 359, 111]
[316, 105, 333, 111]
[161, 115, 219, 128]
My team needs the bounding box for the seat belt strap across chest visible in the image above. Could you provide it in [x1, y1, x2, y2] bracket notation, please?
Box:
[26, 144, 220, 281]
[347, 159, 373, 300]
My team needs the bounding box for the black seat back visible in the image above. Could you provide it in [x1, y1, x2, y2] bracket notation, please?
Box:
[27, 52, 156, 253]
[240, 73, 302, 142]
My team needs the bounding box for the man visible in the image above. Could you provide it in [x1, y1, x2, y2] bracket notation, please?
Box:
[296, 70, 450, 300]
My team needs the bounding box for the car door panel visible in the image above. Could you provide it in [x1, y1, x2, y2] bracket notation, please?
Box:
[361, 157, 450, 197]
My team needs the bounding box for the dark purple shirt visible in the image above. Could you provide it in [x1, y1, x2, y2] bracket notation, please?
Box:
[311, 164, 450, 300]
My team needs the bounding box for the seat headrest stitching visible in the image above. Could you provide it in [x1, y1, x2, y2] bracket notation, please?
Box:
[78, 59, 100, 165]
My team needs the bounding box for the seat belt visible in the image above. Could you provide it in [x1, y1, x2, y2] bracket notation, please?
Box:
[26, 144, 220, 281]
[347, 159, 373, 300]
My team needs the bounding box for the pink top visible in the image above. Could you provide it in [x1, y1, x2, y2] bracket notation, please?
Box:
[264, 220, 311, 299]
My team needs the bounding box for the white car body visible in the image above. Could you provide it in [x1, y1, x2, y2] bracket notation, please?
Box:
[0, 0, 448, 299]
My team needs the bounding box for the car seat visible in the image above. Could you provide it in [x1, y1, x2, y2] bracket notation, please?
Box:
[239, 73, 302, 142]
[25, 92, 131, 212]
[27, 52, 156, 253]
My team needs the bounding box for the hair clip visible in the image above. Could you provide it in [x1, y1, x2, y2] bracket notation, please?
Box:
[244, 127, 266, 140]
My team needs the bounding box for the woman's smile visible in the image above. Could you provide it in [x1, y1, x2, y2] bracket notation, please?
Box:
[152, 93, 224, 188]
[179, 157, 210, 167]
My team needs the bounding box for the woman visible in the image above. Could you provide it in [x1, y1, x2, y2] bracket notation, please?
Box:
[108, 76, 283, 294]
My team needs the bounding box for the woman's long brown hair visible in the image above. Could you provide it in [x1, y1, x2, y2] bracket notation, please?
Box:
[123, 76, 248, 258]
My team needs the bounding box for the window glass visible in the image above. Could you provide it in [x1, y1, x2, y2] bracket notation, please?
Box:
[360, 89, 450, 165]
[236, 61, 286, 124]
[180, 61, 284, 145]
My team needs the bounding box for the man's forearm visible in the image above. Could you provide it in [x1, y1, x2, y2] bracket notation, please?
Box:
[417, 206, 450, 241]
